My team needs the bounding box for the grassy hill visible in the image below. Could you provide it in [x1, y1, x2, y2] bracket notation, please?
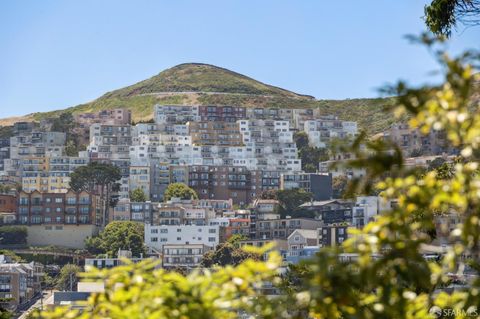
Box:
[0, 63, 398, 134]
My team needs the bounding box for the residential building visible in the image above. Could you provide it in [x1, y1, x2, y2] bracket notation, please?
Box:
[0, 194, 17, 214]
[162, 244, 211, 268]
[189, 165, 252, 206]
[224, 218, 250, 239]
[286, 246, 319, 264]
[352, 196, 380, 229]
[88, 124, 132, 160]
[154, 105, 199, 124]
[318, 223, 352, 247]
[300, 200, 353, 224]
[187, 121, 243, 146]
[280, 172, 333, 200]
[0, 194, 17, 225]
[0, 258, 43, 310]
[253, 218, 323, 240]
[151, 201, 214, 226]
[130, 201, 154, 223]
[110, 198, 131, 221]
[85, 250, 149, 269]
[21, 156, 89, 193]
[237, 119, 301, 171]
[198, 105, 246, 122]
[16, 190, 102, 226]
[144, 224, 221, 252]
[286, 229, 319, 263]
[74, 109, 132, 145]
[319, 152, 367, 179]
[381, 123, 457, 157]
[129, 165, 151, 200]
[303, 116, 357, 148]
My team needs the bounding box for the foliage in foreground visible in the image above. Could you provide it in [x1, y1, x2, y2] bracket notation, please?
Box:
[37, 249, 282, 319]
[36, 42, 480, 318]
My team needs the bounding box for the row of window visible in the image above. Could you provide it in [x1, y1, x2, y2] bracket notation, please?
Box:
[151, 228, 216, 234]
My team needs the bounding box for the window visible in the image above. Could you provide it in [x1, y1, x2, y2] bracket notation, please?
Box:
[151, 229, 158, 234]
[55, 198, 63, 203]
[208, 228, 216, 233]
[208, 237, 216, 242]
[160, 229, 168, 233]
[177, 237, 181, 241]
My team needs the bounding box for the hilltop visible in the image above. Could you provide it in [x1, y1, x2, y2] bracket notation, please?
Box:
[0, 63, 397, 134]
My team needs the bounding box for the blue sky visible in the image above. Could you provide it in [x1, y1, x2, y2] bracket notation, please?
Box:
[0, 1, 479, 118]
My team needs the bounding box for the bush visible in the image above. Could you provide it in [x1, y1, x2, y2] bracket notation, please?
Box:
[0, 226, 27, 245]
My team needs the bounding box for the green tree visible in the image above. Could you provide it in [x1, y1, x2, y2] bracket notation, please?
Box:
[293, 131, 309, 149]
[163, 183, 198, 201]
[0, 226, 27, 245]
[0, 306, 12, 319]
[201, 235, 259, 267]
[64, 139, 78, 157]
[56, 264, 81, 291]
[0, 250, 24, 262]
[70, 162, 122, 227]
[332, 175, 349, 198]
[129, 188, 147, 202]
[85, 221, 145, 257]
[425, 0, 480, 37]
[51, 112, 83, 156]
[276, 188, 313, 218]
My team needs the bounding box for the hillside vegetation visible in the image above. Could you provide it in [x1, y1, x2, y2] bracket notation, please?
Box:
[0, 63, 398, 134]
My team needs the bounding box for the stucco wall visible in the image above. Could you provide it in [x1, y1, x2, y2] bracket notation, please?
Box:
[26, 225, 99, 249]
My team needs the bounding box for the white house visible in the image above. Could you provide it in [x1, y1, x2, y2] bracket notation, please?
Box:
[144, 224, 220, 253]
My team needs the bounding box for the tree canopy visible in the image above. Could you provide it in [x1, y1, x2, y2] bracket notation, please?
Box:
[0, 226, 27, 245]
[163, 183, 198, 201]
[85, 221, 146, 258]
[69, 162, 121, 194]
[130, 188, 147, 202]
[56, 264, 82, 291]
[201, 235, 260, 267]
[425, 0, 480, 37]
[260, 188, 314, 218]
[293, 131, 328, 172]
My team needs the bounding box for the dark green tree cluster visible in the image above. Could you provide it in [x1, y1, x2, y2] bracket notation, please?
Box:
[293, 132, 328, 172]
[85, 221, 146, 257]
[0, 183, 21, 194]
[51, 113, 84, 156]
[129, 188, 147, 202]
[70, 162, 122, 226]
[425, 0, 480, 37]
[56, 264, 82, 291]
[163, 183, 198, 201]
[201, 235, 259, 267]
[260, 188, 314, 218]
[0, 226, 27, 245]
